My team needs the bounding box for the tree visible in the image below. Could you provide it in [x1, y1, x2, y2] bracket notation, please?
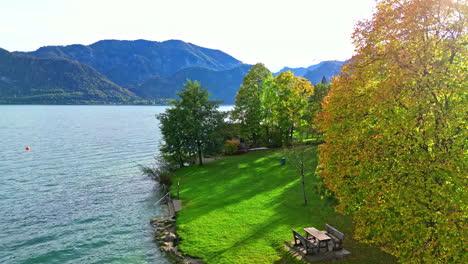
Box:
[288, 76, 315, 139]
[308, 82, 331, 137]
[231, 63, 272, 146]
[317, 1, 467, 263]
[158, 80, 224, 166]
[260, 74, 282, 146]
[286, 137, 316, 206]
[158, 106, 191, 166]
[321, 76, 328, 84]
[272, 71, 297, 145]
[261, 71, 314, 146]
[233, 67, 315, 147]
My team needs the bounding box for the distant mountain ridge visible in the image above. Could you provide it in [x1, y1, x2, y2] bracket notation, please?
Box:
[303, 61, 346, 84]
[277, 60, 346, 84]
[132, 64, 252, 104]
[277, 66, 312, 77]
[0, 48, 136, 104]
[16, 39, 244, 87]
[1, 39, 348, 104]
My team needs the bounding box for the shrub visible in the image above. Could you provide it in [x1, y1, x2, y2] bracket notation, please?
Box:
[139, 155, 177, 191]
[224, 140, 240, 155]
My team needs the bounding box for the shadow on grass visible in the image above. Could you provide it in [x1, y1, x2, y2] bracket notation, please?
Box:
[174, 150, 294, 223]
[202, 218, 283, 263]
[172, 148, 397, 264]
[272, 245, 307, 264]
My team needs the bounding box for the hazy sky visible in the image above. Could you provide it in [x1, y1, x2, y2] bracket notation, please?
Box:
[0, 0, 376, 71]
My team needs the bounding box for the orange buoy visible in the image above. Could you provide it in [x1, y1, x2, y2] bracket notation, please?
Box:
[25, 147, 30, 151]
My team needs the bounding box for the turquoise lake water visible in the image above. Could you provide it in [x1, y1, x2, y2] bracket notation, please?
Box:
[0, 105, 171, 264]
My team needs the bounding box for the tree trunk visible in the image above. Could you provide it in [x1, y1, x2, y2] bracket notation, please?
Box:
[301, 165, 307, 205]
[178, 154, 184, 167]
[290, 124, 294, 142]
[197, 141, 203, 165]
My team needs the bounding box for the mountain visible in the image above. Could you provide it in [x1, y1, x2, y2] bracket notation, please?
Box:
[276, 63, 324, 77]
[276, 66, 310, 77]
[302, 61, 346, 84]
[16, 39, 244, 86]
[131, 65, 252, 104]
[0, 48, 137, 104]
[3, 39, 346, 104]
[276, 60, 346, 83]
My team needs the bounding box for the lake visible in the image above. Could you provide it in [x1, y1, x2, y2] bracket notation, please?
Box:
[0, 105, 171, 264]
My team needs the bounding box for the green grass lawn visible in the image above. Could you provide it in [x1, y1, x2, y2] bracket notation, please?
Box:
[171, 148, 397, 264]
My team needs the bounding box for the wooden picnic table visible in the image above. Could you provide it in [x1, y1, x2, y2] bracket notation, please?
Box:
[303, 227, 332, 251]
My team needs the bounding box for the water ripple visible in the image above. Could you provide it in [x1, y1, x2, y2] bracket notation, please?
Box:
[0, 105, 170, 264]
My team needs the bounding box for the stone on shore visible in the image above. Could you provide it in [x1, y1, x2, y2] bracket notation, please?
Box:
[151, 215, 204, 263]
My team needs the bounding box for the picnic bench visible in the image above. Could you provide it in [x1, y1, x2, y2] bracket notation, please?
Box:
[304, 227, 332, 251]
[292, 229, 319, 255]
[325, 224, 345, 250]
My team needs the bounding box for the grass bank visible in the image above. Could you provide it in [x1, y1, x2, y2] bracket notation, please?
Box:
[171, 148, 396, 264]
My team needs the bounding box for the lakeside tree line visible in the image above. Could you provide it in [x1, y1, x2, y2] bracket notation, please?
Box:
[156, 67, 330, 166]
[153, 0, 467, 263]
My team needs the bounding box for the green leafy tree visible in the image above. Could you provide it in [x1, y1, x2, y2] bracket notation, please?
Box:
[158, 106, 191, 166]
[308, 82, 331, 137]
[158, 80, 224, 166]
[317, 0, 467, 263]
[259, 75, 282, 146]
[272, 71, 296, 145]
[231, 63, 272, 146]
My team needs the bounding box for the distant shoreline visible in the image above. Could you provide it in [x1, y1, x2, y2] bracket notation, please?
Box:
[0, 103, 235, 106]
[0, 103, 168, 106]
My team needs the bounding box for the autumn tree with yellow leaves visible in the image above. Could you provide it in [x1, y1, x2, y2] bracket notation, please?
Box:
[260, 71, 314, 146]
[232, 66, 315, 147]
[317, 0, 467, 263]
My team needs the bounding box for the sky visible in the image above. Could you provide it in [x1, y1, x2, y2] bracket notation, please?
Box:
[0, 0, 376, 71]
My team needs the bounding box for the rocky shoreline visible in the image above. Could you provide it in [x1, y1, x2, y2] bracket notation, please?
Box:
[150, 216, 204, 264]
[149, 157, 226, 263]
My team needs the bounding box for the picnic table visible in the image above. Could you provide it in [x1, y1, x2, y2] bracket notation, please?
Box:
[303, 227, 332, 251]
